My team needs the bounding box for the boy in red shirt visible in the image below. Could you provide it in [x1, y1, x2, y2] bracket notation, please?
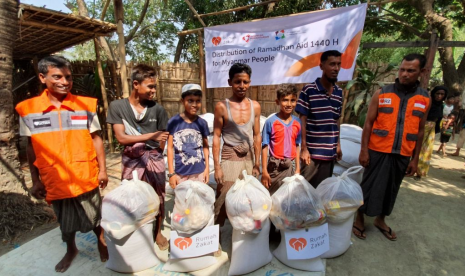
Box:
[261, 84, 302, 194]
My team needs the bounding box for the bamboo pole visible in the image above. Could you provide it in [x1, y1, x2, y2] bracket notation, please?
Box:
[420, 30, 439, 89]
[100, 0, 111, 20]
[184, 0, 206, 27]
[20, 20, 110, 35]
[94, 38, 115, 152]
[198, 31, 207, 114]
[114, 0, 130, 98]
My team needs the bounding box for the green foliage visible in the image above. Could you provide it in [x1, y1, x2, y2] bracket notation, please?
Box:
[345, 60, 396, 127]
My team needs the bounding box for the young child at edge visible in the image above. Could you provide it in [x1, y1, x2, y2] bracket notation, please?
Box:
[261, 84, 302, 195]
[437, 112, 456, 157]
[167, 84, 210, 188]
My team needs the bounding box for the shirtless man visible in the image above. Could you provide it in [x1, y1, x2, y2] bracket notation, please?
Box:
[213, 63, 261, 232]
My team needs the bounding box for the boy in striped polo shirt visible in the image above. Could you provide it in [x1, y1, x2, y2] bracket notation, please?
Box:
[295, 50, 343, 188]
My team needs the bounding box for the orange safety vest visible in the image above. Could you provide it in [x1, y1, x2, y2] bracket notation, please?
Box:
[369, 82, 430, 157]
[15, 90, 99, 202]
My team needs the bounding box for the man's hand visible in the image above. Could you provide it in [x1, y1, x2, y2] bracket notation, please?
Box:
[359, 149, 370, 167]
[336, 144, 343, 161]
[169, 175, 180, 189]
[300, 147, 311, 165]
[214, 166, 224, 185]
[98, 170, 108, 189]
[31, 180, 46, 200]
[152, 131, 169, 142]
[405, 160, 418, 176]
[252, 164, 260, 178]
[261, 171, 271, 188]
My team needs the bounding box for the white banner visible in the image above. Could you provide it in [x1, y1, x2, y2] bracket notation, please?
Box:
[169, 225, 219, 259]
[284, 223, 329, 259]
[204, 4, 367, 88]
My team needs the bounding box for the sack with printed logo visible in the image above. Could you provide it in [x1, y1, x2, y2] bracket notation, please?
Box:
[102, 171, 160, 273]
[171, 180, 215, 234]
[225, 170, 272, 233]
[164, 215, 217, 273]
[316, 166, 364, 223]
[273, 229, 325, 272]
[270, 175, 326, 230]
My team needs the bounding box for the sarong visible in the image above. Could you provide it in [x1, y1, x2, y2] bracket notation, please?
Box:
[359, 149, 410, 217]
[52, 188, 101, 242]
[300, 158, 334, 188]
[267, 156, 294, 195]
[214, 143, 253, 226]
[418, 121, 436, 176]
[121, 143, 166, 218]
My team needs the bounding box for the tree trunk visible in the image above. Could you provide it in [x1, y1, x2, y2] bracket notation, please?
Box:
[114, 0, 130, 98]
[0, 0, 27, 195]
[174, 18, 191, 63]
[410, 0, 465, 95]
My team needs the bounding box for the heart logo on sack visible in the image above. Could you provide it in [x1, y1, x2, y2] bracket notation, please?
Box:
[212, 37, 221, 46]
[174, 237, 193, 250]
[289, 238, 307, 251]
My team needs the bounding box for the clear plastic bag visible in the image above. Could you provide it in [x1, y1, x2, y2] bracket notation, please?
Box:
[270, 174, 326, 230]
[316, 166, 364, 222]
[101, 171, 160, 239]
[171, 180, 215, 234]
[226, 170, 272, 233]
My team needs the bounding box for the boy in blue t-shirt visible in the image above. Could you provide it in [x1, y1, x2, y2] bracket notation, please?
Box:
[261, 84, 302, 195]
[167, 84, 210, 188]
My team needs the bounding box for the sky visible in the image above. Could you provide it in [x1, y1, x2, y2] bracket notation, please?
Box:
[21, 0, 71, 13]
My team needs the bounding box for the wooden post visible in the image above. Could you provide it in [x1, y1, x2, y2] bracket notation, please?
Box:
[420, 30, 439, 89]
[32, 56, 43, 94]
[198, 31, 207, 114]
[114, 0, 130, 98]
[94, 38, 115, 153]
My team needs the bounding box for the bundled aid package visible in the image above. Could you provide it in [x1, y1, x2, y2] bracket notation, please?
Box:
[101, 171, 160, 273]
[317, 166, 364, 223]
[171, 180, 215, 234]
[226, 170, 272, 233]
[270, 174, 326, 230]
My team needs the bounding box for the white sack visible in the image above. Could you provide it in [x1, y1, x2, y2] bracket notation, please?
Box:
[105, 223, 160, 273]
[338, 139, 361, 168]
[226, 170, 272, 233]
[164, 215, 217, 272]
[339, 124, 362, 143]
[270, 174, 326, 230]
[273, 230, 325, 272]
[320, 214, 354, 258]
[317, 166, 364, 223]
[171, 180, 215, 234]
[199, 113, 214, 134]
[228, 218, 273, 275]
[101, 171, 160, 239]
[333, 164, 364, 184]
[260, 115, 267, 133]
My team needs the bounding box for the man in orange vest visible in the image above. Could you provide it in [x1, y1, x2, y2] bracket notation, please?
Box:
[352, 54, 430, 241]
[16, 56, 108, 272]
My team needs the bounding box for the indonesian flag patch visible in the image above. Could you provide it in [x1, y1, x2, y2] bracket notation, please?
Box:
[414, 101, 426, 109]
[71, 115, 88, 125]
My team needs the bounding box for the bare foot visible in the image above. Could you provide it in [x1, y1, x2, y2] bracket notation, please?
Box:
[450, 152, 460, 156]
[156, 233, 169, 251]
[97, 236, 108, 262]
[55, 245, 78, 272]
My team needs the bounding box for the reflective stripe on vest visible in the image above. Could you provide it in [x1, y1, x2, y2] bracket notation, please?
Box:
[368, 84, 430, 156]
[15, 90, 99, 202]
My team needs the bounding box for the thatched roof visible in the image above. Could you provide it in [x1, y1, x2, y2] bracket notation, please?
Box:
[15, 4, 117, 60]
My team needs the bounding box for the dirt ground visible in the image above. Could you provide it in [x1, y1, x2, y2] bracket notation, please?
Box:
[2, 136, 464, 275]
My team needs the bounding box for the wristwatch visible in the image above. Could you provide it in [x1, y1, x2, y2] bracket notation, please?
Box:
[168, 172, 177, 178]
